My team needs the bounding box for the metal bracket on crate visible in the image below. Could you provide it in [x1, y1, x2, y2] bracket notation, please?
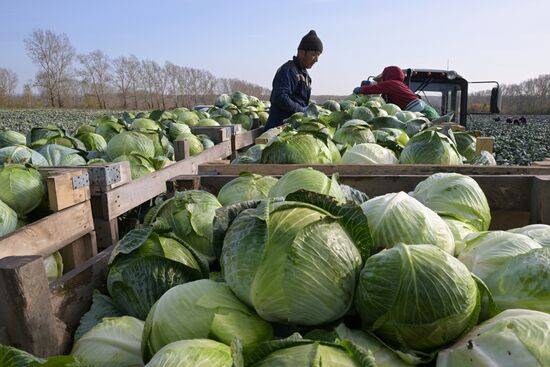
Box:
[87, 165, 122, 186]
[71, 173, 90, 189]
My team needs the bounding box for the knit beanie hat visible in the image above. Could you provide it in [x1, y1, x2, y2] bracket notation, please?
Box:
[298, 30, 323, 53]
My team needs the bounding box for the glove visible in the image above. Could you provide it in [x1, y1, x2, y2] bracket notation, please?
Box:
[353, 86, 362, 94]
[360, 80, 371, 86]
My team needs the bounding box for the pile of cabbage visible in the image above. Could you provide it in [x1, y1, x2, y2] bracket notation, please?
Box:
[4, 168, 549, 366]
[0, 91, 269, 180]
[234, 94, 496, 166]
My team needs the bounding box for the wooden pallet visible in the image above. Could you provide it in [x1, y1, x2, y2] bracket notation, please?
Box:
[171, 174, 550, 230]
[190, 125, 263, 156]
[532, 158, 550, 167]
[0, 245, 111, 356]
[198, 163, 550, 176]
[0, 168, 98, 356]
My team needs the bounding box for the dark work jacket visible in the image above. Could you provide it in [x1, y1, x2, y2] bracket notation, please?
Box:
[264, 56, 311, 130]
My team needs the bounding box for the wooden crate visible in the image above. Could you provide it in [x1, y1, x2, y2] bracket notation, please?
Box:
[198, 163, 550, 177]
[89, 131, 233, 248]
[532, 158, 550, 167]
[0, 246, 112, 357]
[170, 174, 550, 230]
[0, 168, 99, 356]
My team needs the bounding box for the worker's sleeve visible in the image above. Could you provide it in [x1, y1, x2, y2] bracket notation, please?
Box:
[360, 82, 390, 95]
[271, 67, 305, 114]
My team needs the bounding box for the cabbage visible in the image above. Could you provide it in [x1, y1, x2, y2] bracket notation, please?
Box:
[508, 224, 550, 247]
[43, 251, 63, 282]
[484, 248, 550, 313]
[0, 145, 48, 166]
[437, 309, 550, 366]
[323, 100, 341, 112]
[457, 231, 542, 279]
[175, 111, 199, 126]
[231, 91, 249, 107]
[221, 200, 363, 325]
[131, 118, 161, 132]
[197, 118, 220, 127]
[113, 154, 155, 179]
[0, 164, 46, 216]
[333, 119, 376, 146]
[214, 93, 232, 107]
[71, 316, 144, 367]
[380, 103, 401, 116]
[355, 244, 480, 354]
[78, 132, 107, 152]
[75, 124, 96, 137]
[395, 111, 417, 122]
[146, 339, 233, 367]
[0, 198, 17, 237]
[95, 116, 127, 142]
[231, 113, 252, 130]
[361, 192, 455, 254]
[351, 106, 375, 123]
[399, 130, 462, 164]
[232, 144, 265, 164]
[261, 132, 335, 164]
[144, 190, 222, 262]
[175, 132, 204, 156]
[107, 228, 206, 319]
[167, 122, 191, 141]
[0, 345, 82, 366]
[369, 116, 407, 130]
[340, 143, 398, 164]
[141, 279, 272, 362]
[106, 131, 156, 159]
[454, 131, 477, 161]
[442, 217, 478, 255]
[0, 129, 26, 148]
[269, 167, 346, 202]
[217, 173, 278, 206]
[411, 173, 491, 231]
[37, 144, 87, 166]
[258, 111, 269, 125]
[471, 150, 497, 165]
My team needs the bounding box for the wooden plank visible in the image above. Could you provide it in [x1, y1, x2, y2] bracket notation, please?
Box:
[40, 169, 91, 212]
[532, 160, 550, 167]
[190, 126, 231, 143]
[0, 256, 64, 356]
[88, 161, 132, 194]
[59, 232, 98, 272]
[476, 137, 494, 154]
[0, 201, 94, 259]
[95, 141, 232, 220]
[166, 176, 201, 197]
[434, 123, 466, 131]
[174, 139, 191, 161]
[233, 127, 264, 151]
[93, 218, 119, 249]
[198, 163, 550, 176]
[530, 176, 550, 225]
[49, 246, 113, 354]
[196, 174, 534, 213]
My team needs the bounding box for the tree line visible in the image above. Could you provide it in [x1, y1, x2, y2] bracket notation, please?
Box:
[468, 74, 550, 115]
[0, 29, 270, 110]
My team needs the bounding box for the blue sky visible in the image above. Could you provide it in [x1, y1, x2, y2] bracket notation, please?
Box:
[1, 0, 549, 95]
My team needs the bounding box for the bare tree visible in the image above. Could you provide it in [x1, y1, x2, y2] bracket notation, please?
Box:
[113, 54, 140, 110]
[77, 50, 111, 109]
[24, 29, 75, 107]
[22, 82, 33, 108]
[0, 67, 18, 106]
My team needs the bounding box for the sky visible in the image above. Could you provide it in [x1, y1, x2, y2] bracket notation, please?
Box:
[1, 0, 550, 95]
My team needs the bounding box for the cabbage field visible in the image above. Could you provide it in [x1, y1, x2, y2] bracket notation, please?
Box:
[467, 114, 550, 165]
[2, 109, 548, 165]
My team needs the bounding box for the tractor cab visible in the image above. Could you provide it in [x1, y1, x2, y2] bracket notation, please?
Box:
[403, 69, 501, 126]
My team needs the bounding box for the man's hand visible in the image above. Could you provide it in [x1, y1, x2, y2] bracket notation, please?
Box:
[353, 86, 362, 94]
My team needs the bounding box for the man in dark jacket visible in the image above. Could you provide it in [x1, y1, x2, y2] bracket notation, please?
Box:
[353, 66, 440, 120]
[264, 30, 323, 130]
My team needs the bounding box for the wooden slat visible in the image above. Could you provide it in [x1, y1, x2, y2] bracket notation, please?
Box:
[93, 218, 119, 249]
[0, 256, 64, 356]
[40, 169, 91, 212]
[190, 126, 231, 143]
[88, 161, 132, 194]
[530, 176, 550, 224]
[49, 246, 113, 354]
[59, 232, 98, 272]
[0, 201, 94, 259]
[233, 127, 264, 151]
[94, 141, 232, 220]
[532, 160, 550, 166]
[174, 139, 191, 161]
[198, 163, 550, 176]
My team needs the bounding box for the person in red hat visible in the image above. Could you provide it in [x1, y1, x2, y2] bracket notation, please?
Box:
[264, 30, 323, 130]
[353, 66, 440, 120]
